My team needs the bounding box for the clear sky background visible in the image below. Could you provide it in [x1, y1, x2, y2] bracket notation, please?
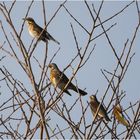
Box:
[0, 1, 140, 139]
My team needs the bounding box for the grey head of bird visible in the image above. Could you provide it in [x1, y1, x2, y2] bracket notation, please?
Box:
[90, 95, 98, 102]
[48, 63, 59, 70]
[22, 17, 35, 24]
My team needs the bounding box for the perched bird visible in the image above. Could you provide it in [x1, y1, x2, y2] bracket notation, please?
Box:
[89, 95, 111, 121]
[23, 17, 60, 45]
[113, 105, 129, 127]
[48, 63, 87, 96]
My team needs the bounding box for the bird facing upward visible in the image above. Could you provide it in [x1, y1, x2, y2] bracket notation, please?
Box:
[89, 95, 111, 121]
[23, 17, 60, 45]
[48, 63, 87, 96]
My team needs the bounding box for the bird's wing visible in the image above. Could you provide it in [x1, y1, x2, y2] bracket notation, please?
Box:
[98, 104, 107, 117]
[51, 70, 69, 87]
[36, 25, 56, 41]
[90, 100, 99, 115]
[33, 24, 43, 35]
[113, 106, 129, 127]
[59, 71, 70, 84]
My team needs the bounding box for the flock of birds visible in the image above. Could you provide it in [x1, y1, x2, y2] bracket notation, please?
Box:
[23, 17, 130, 127]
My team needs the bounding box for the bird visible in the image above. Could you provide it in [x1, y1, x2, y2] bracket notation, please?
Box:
[23, 17, 60, 45]
[89, 95, 111, 121]
[113, 105, 129, 127]
[48, 63, 87, 96]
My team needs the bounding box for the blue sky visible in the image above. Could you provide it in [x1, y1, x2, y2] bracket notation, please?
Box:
[0, 1, 139, 139]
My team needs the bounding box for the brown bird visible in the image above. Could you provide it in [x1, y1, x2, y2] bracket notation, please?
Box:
[89, 95, 111, 121]
[113, 105, 129, 127]
[23, 17, 60, 45]
[48, 63, 87, 96]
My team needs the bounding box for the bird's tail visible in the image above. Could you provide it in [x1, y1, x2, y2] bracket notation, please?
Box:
[78, 88, 88, 96]
[64, 90, 72, 96]
[46, 32, 60, 45]
[71, 85, 87, 96]
[51, 38, 60, 45]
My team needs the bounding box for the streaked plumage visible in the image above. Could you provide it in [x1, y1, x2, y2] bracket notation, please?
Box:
[113, 105, 129, 127]
[49, 63, 87, 96]
[23, 17, 60, 45]
[89, 95, 111, 121]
